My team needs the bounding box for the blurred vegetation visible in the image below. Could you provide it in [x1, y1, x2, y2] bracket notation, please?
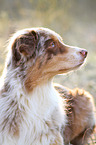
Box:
[0, 0, 96, 143]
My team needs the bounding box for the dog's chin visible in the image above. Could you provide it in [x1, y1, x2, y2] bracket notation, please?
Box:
[58, 62, 84, 74]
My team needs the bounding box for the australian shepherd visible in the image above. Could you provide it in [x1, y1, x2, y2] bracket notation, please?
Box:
[0, 27, 95, 145]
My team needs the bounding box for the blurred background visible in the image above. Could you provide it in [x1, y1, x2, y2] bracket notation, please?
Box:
[0, 0, 96, 143]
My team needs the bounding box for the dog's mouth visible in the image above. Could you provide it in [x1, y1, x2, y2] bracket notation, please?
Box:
[59, 62, 84, 73]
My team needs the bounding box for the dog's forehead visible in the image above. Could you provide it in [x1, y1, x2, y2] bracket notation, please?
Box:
[21, 27, 62, 42]
[37, 28, 62, 41]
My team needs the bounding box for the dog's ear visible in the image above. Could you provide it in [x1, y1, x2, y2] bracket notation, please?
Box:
[12, 30, 38, 66]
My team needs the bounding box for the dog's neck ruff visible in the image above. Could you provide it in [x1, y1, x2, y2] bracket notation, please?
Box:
[0, 68, 65, 145]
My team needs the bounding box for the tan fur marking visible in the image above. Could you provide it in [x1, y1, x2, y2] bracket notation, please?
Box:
[45, 35, 68, 55]
[25, 52, 70, 92]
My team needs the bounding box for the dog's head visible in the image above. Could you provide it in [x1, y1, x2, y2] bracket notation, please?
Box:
[8, 27, 87, 92]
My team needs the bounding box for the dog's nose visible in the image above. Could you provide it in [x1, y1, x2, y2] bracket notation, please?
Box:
[80, 50, 88, 58]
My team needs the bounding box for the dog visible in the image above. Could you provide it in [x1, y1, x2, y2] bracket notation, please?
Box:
[55, 84, 95, 145]
[0, 27, 95, 145]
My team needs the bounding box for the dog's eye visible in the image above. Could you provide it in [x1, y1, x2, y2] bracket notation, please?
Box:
[50, 42, 55, 47]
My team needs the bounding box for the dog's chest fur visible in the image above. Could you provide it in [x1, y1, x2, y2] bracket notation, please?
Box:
[0, 75, 65, 145]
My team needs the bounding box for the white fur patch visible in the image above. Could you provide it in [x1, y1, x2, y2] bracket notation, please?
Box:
[0, 72, 66, 145]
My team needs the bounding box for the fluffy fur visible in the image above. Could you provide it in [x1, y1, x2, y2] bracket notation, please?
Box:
[55, 84, 95, 145]
[0, 27, 95, 145]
